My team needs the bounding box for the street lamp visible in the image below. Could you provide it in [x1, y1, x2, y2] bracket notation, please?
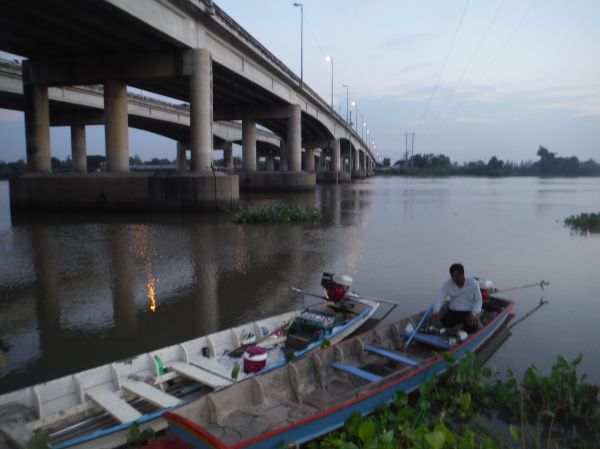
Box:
[325, 55, 333, 110]
[351, 101, 357, 132]
[362, 119, 366, 140]
[342, 84, 349, 124]
[293, 3, 303, 87]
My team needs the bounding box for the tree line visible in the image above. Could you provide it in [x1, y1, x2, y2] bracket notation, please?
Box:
[379, 146, 600, 176]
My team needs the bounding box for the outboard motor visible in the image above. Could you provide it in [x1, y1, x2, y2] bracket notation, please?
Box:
[321, 272, 353, 304]
[474, 277, 495, 301]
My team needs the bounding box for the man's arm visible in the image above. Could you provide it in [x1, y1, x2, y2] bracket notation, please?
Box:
[470, 281, 483, 315]
[432, 282, 450, 313]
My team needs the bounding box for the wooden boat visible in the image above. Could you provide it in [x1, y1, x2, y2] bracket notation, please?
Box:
[0, 296, 379, 449]
[165, 297, 514, 449]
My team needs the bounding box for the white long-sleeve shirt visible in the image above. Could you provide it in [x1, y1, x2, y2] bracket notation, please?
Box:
[433, 277, 482, 314]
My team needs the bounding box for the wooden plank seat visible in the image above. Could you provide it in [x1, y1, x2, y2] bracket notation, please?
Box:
[169, 362, 232, 389]
[189, 356, 234, 380]
[121, 379, 181, 408]
[401, 332, 452, 350]
[331, 363, 382, 383]
[365, 345, 420, 367]
[86, 390, 142, 424]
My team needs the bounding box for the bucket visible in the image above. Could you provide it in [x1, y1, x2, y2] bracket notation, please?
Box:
[243, 345, 267, 373]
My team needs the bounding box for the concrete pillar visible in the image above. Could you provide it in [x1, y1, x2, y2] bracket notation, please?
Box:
[266, 156, 275, 171]
[24, 83, 51, 173]
[305, 148, 315, 172]
[330, 139, 340, 173]
[189, 49, 213, 171]
[223, 141, 233, 172]
[177, 142, 187, 172]
[104, 79, 129, 172]
[70, 125, 87, 173]
[242, 119, 257, 171]
[279, 140, 288, 171]
[287, 105, 301, 171]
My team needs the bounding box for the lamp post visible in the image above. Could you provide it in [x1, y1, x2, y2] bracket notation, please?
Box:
[342, 84, 349, 124]
[352, 101, 357, 132]
[293, 3, 303, 87]
[325, 56, 333, 110]
[362, 118, 365, 140]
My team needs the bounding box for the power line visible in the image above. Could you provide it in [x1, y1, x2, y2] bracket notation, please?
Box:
[416, 0, 470, 133]
[434, 0, 539, 132]
[423, 0, 505, 134]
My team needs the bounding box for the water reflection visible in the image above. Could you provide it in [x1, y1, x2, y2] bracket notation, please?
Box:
[3, 177, 599, 394]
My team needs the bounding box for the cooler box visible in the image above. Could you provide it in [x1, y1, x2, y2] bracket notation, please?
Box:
[243, 345, 267, 373]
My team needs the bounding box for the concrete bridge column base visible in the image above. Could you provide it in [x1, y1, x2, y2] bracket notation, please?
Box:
[9, 172, 239, 212]
[238, 171, 315, 192]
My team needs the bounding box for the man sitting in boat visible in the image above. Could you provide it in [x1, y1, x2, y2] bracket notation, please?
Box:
[429, 263, 482, 333]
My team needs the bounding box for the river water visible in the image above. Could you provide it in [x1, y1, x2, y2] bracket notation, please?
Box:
[1, 176, 599, 394]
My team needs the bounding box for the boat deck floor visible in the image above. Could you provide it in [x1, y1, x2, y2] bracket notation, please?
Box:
[205, 400, 320, 445]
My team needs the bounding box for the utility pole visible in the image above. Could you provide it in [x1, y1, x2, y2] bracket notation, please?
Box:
[411, 132, 415, 167]
[293, 3, 303, 87]
[405, 132, 408, 163]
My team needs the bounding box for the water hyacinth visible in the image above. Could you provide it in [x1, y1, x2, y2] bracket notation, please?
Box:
[564, 212, 600, 233]
[233, 203, 320, 224]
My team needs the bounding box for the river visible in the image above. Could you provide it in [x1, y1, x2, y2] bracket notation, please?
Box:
[1, 176, 599, 394]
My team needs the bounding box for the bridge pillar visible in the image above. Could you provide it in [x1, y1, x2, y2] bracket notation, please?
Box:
[104, 79, 129, 172]
[266, 156, 275, 172]
[23, 82, 51, 173]
[330, 139, 340, 174]
[287, 105, 301, 171]
[70, 125, 87, 173]
[177, 142, 188, 172]
[242, 119, 257, 171]
[305, 148, 315, 172]
[279, 140, 288, 171]
[189, 49, 213, 171]
[223, 141, 233, 172]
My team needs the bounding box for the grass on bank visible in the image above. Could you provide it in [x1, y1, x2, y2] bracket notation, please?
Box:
[564, 212, 600, 233]
[309, 353, 599, 449]
[233, 203, 320, 224]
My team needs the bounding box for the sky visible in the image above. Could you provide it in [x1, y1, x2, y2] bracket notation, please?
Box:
[1, 0, 599, 164]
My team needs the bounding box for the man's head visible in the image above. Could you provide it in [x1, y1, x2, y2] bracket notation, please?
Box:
[449, 263, 465, 287]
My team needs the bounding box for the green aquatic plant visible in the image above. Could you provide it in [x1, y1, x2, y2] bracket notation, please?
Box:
[233, 203, 320, 224]
[126, 423, 155, 447]
[564, 212, 600, 233]
[307, 354, 599, 449]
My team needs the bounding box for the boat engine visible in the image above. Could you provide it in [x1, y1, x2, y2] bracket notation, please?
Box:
[321, 272, 353, 304]
[474, 277, 495, 301]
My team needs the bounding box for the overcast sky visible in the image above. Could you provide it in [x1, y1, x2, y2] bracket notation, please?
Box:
[1, 0, 599, 164]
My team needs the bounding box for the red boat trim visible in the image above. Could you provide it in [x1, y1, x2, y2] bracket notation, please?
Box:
[169, 300, 514, 449]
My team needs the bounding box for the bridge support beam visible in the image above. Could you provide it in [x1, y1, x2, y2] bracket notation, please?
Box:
[71, 125, 87, 173]
[189, 49, 213, 171]
[223, 141, 233, 172]
[242, 119, 257, 171]
[23, 81, 51, 173]
[176, 142, 188, 172]
[330, 139, 340, 174]
[305, 148, 315, 172]
[104, 80, 129, 172]
[287, 105, 301, 171]
[279, 140, 287, 171]
[266, 156, 275, 172]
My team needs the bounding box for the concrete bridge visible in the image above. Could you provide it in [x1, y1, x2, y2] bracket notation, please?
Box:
[0, 58, 286, 173]
[0, 0, 375, 210]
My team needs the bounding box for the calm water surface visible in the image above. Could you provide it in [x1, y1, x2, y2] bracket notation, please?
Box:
[1, 176, 599, 394]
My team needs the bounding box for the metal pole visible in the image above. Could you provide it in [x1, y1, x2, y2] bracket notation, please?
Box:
[343, 84, 349, 124]
[330, 58, 334, 110]
[293, 3, 303, 87]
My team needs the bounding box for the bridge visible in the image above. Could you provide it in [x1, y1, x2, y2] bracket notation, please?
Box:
[0, 0, 375, 210]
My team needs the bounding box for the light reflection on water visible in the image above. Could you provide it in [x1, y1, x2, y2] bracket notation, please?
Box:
[0, 177, 599, 394]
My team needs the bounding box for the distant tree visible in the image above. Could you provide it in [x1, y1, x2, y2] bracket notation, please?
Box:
[537, 145, 556, 173]
[487, 156, 504, 171]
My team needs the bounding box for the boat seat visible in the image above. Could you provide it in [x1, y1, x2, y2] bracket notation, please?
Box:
[331, 363, 382, 383]
[402, 332, 452, 350]
[121, 379, 181, 408]
[365, 345, 420, 367]
[169, 362, 232, 389]
[189, 356, 234, 380]
[86, 390, 142, 424]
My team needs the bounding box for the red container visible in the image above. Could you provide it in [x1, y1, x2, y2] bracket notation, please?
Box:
[243, 345, 268, 373]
